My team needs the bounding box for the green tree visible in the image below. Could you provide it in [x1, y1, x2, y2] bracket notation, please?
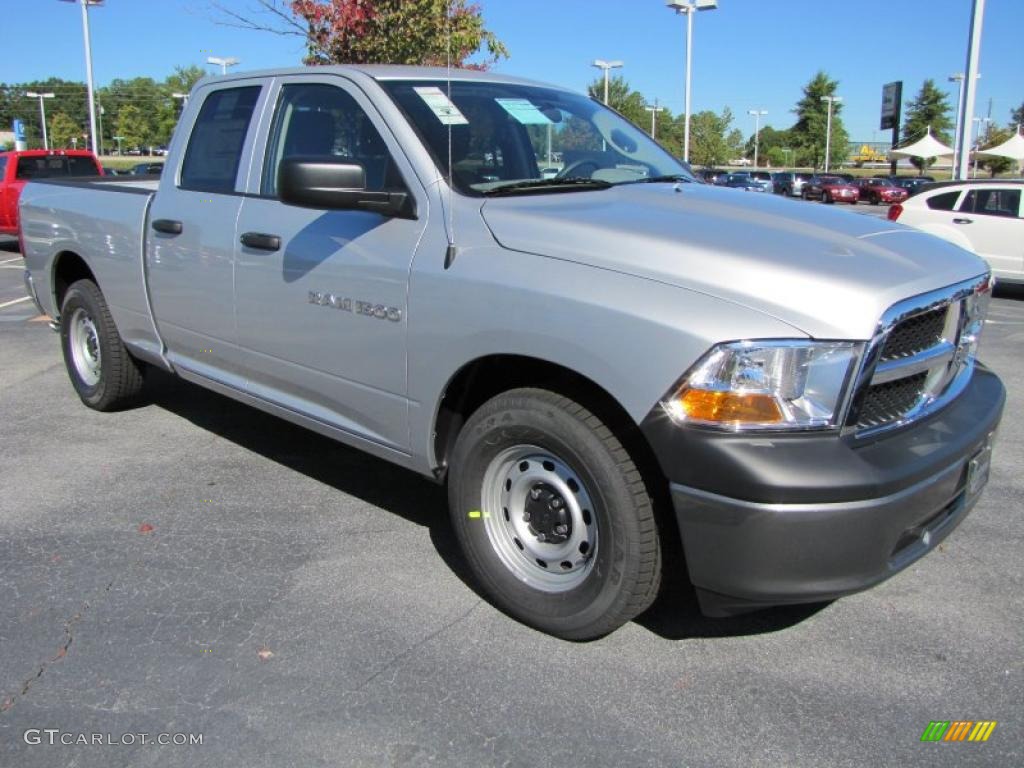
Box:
[744, 125, 793, 167]
[212, 0, 507, 67]
[1010, 101, 1024, 128]
[115, 105, 150, 150]
[689, 108, 739, 168]
[790, 71, 848, 170]
[48, 111, 81, 148]
[902, 79, 953, 174]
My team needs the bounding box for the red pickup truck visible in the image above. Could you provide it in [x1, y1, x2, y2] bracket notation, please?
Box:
[0, 149, 103, 236]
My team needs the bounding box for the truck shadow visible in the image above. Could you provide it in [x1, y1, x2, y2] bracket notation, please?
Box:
[143, 368, 825, 642]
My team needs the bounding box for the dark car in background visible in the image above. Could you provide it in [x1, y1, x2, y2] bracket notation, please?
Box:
[856, 178, 909, 205]
[802, 175, 860, 204]
[890, 176, 935, 196]
[699, 169, 726, 184]
[721, 172, 770, 192]
[130, 162, 164, 176]
[773, 172, 811, 197]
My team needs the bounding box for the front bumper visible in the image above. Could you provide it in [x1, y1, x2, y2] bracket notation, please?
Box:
[642, 366, 1004, 616]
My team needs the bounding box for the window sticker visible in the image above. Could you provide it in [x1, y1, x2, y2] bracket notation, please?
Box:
[495, 98, 553, 125]
[413, 86, 469, 125]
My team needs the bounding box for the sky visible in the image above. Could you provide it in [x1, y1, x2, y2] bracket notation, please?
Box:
[2, 0, 1020, 143]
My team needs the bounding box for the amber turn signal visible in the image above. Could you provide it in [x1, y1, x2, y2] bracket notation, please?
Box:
[674, 389, 784, 424]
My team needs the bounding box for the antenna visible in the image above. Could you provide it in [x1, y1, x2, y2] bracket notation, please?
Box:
[443, 0, 459, 269]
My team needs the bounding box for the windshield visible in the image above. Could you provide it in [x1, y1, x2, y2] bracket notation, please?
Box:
[381, 79, 694, 195]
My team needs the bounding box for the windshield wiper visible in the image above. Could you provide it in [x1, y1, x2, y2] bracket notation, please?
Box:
[481, 177, 613, 197]
[626, 174, 694, 184]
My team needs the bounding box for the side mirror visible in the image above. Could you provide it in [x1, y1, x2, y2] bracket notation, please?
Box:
[278, 157, 414, 218]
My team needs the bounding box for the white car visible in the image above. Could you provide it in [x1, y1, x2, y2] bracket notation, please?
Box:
[889, 180, 1023, 284]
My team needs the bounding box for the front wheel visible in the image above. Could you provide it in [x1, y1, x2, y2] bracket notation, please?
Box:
[824, 193, 834, 204]
[448, 388, 662, 640]
[60, 279, 144, 410]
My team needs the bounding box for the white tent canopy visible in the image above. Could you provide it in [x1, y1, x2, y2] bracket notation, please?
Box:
[976, 127, 1024, 160]
[890, 126, 954, 159]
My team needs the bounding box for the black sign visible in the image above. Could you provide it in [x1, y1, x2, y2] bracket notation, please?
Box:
[880, 81, 902, 130]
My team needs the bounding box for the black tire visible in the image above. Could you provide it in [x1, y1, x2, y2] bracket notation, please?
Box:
[824, 193, 834, 204]
[870, 194, 879, 205]
[448, 388, 662, 640]
[60, 279, 144, 411]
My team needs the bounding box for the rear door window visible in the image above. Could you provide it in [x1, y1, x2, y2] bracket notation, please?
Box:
[926, 190, 960, 211]
[958, 188, 1021, 218]
[180, 86, 261, 193]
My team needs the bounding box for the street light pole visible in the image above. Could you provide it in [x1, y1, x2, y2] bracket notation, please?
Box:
[948, 73, 965, 178]
[820, 95, 842, 173]
[591, 60, 623, 105]
[747, 109, 767, 168]
[207, 56, 240, 76]
[60, 0, 103, 154]
[25, 92, 56, 150]
[971, 116, 992, 178]
[956, 0, 986, 181]
[667, 0, 719, 163]
[172, 92, 190, 109]
[645, 100, 665, 139]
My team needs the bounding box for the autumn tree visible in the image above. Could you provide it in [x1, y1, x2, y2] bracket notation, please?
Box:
[212, 0, 508, 67]
[902, 79, 953, 174]
[790, 71, 848, 170]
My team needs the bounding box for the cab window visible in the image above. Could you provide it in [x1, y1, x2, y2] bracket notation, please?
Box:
[262, 83, 404, 198]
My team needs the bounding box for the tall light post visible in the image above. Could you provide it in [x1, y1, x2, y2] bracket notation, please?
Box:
[207, 56, 240, 76]
[591, 59, 623, 105]
[956, 0, 985, 180]
[645, 99, 665, 139]
[59, 0, 103, 154]
[820, 95, 842, 173]
[747, 108, 767, 168]
[948, 73, 965, 178]
[667, 0, 719, 163]
[25, 92, 56, 150]
[172, 92, 189, 109]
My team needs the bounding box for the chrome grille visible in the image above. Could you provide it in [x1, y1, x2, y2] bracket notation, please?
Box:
[879, 306, 947, 361]
[846, 275, 992, 437]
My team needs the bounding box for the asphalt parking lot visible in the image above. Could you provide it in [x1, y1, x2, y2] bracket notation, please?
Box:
[1, 232, 1021, 768]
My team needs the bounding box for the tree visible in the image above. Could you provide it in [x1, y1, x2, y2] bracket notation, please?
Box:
[743, 125, 792, 167]
[48, 112, 80, 148]
[789, 71, 848, 170]
[689, 108, 742, 168]
[902, 79, 953, 174]
[587, 75, 647, 128]
[115, 105, 150, 150]
[212, 0, 508, 67]
[1010, 101, 1024, 128]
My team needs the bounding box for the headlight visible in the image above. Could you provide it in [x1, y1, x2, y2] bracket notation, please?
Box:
[663, 341, 863, 431]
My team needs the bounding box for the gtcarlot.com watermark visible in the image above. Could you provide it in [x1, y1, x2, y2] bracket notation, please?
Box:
[23, 729, 203, 746]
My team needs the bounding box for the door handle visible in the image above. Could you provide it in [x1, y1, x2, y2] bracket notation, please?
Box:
[240, 232, 282, 252]
[953, 217, 973, 224]
[152, 219, 183, 235]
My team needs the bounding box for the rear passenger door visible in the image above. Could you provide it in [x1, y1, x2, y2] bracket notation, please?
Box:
[955, 187, 1024, 280]
[232, 75, 428, 452]
[146, 82, 268, 385]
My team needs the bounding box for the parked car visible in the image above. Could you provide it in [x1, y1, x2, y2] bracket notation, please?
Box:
[855, 178, 909, 205]
[721, 173, 769, 192]
[746, 170, 774, 193]
[699, 169, 726, 184]
[0, 149, 102, 236]
[802, 175, 860, 204]
[889, 179, 1023, 284]
[19, 65, 1003, 640]
[890, 176, 935, 195]
[130, 162, 164, 176]
[772, 172, 811, 197]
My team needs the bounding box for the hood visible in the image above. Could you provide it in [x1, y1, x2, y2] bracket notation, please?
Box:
[480, 183, 989, 339]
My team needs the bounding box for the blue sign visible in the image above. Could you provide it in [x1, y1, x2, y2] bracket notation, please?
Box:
[13, 119, 25, 141]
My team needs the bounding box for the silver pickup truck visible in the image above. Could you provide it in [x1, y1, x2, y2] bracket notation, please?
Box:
[20, 66, 1004, 639]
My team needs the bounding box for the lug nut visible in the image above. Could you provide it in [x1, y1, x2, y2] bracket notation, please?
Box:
[523, 512, 531, 522]
[551, 498, 563, 509]
[555, 524, 568, 535]
[530, 488, 542, 500]
[536, 533, 546, 542]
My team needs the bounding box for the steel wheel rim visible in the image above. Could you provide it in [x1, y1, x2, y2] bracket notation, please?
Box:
[69, 307, 101, 386]
[480, 445, 598, 593]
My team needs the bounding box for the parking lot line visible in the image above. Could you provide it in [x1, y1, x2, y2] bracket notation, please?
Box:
[0, 296, 31, 309]
[0, 257, 23, 265]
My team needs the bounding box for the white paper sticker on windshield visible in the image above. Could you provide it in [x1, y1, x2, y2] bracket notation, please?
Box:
[413, 86, 469, 125]
[495, 98, 552, 125]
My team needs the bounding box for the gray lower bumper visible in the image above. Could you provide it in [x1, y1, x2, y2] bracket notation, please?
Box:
[671, 430, 996, 617]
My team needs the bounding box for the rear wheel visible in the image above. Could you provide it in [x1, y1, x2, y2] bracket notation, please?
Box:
[60, 279, 144, 410]
[824, 192, 834, 204]
[448, 388, 662, 640]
